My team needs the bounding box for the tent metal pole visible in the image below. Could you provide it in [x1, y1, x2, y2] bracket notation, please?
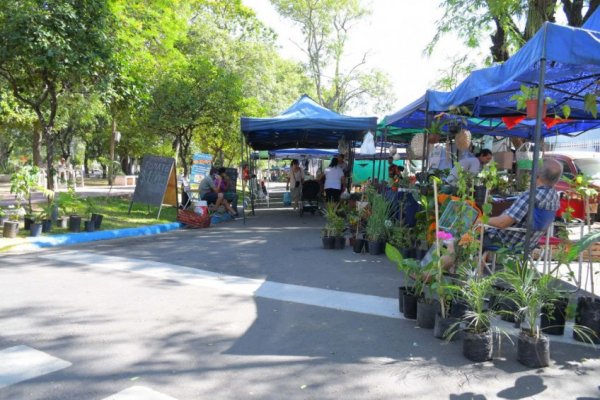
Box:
[377, 131, 385, 182]
[523, 57, 547, 259]
[240, 131, 246, 225]
[421, 99, 431, 180]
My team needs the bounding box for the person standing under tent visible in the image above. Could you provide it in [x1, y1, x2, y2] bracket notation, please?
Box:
[446, 149, 494, 187]
[286, 159, 304, 210]
[323, 157, 345, 203]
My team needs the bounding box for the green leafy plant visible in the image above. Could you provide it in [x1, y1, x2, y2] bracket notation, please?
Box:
[9, 165, 46, 214]
[385, 244, 428, 297]
[56, 187, 81, 217]
[458, 273, 495, 334]
[510, 85, 554, 110]
[583, 92, 598, 118]
[365, 193, 392, 241]
[322, 202, 345, 237]
[388, 224, 413, 249]
[84, 197, 98, 219]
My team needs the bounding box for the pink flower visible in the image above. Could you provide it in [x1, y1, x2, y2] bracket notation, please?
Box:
[436, 231, 453, 241]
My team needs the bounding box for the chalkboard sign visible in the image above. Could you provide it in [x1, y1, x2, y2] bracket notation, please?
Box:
[129, 155, 177, 217]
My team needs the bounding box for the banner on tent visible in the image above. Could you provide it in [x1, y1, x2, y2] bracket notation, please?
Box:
[190, 153, 212, 184]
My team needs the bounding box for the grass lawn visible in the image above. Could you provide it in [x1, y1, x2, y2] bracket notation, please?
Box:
[15, 196, 178, 238]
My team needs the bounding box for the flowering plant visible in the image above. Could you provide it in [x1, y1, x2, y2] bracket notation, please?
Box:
[436, 231, 453, 241]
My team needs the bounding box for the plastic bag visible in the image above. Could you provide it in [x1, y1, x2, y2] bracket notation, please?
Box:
[360, 131, 376, 155]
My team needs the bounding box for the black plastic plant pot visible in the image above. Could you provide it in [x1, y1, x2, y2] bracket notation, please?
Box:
[398, 286, 412, 314]
[450, 298, 470, 319]
[353, 238, 366, 253]
[490, 294, 518, 323]
[463, 330, 493, 362]
[413, 248, 427, 260]
[368, 240, 385, 255]
[91, 213, 104, 230]
[41, 219, 52, 233]
[322, 236, 335, 249]
[29, 223, 42, 237]
[402, 292, 418, 320]
[69, 215, 82, 233]
[400, 248, 411, 258]
[517, 331, 550, 368]
[416, 299, 439, 329]
[433, 313, 461, 341]
[3, 221, 19, 238]
[541, 298, 568, 336]
[334, 236, 346, 249]
[24, 216, 33, 230]
[84, 220, 95, 232]
[573, 297, 600, 344]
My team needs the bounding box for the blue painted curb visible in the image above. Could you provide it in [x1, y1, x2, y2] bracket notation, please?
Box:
[28, 222, 183, 248]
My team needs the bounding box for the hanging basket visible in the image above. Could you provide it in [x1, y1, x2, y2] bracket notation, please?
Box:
[455, 129, 471, 150]
[526, 99, 547, 119]
[410, 133, 426, 158]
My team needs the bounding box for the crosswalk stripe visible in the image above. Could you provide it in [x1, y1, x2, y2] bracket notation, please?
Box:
[102, 386, 178, 400]
[0, 345, 71, 389]
[41, 251, 402, 319]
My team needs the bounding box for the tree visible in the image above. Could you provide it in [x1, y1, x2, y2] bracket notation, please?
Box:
[270, 0, 395, 113]
[428, 0, 600, 63]
[0, 0, 115, 189]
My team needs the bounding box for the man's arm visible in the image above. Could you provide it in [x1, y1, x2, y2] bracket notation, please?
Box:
[487, 214, 516, 229]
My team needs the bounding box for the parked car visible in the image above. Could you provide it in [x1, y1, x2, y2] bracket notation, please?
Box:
[543, 151, 600, 219]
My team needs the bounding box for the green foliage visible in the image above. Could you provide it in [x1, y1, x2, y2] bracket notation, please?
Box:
[56, 187, 81, 216]
[583, 93, 598, 118]
[10, 165, 44, 214]
[365, 193, 392, 241]
[323, 202, 345, 237]
[388, 225, 413, 249]
[510, 85, 554, 110]
[460, 274, 495, 334]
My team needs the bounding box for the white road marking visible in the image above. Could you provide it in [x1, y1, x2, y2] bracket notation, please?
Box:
[102, 386, 178, 400]
[41, 251, 402, 319]
[0, 345, 71, 389]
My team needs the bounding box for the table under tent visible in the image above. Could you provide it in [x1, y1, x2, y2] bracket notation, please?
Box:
[240, 94, 377, 219]
[381, 8, 600, 264]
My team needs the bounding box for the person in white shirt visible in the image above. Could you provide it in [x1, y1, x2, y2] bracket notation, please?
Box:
[323, 157, 345, 202]
[446, 149, 493, 186]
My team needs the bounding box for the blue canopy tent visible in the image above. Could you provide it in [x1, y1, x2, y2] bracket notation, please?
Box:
[240, 94, 377, 150]
[269, 148, 338, 158]
[385, 9, 600, 256]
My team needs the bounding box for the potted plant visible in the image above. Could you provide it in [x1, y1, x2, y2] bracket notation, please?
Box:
[495, 256, 557, 368]
[386, 244, 423, 319]
[29, 212, 44, 237]
[365, 193, 391, 255]
[456, 274, 497, 362]
[9, 165, 49, 229]
[83, 197, 100, 232]
[415, 260, 440, 329]
[3, 212, 20, 238]
[387, 224, 413, 258]
[322, 202, 344, 249]
[510, 85, 553, 119]
[56, 188, 81, 232]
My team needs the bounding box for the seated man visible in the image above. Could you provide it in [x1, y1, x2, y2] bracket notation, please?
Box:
[199, 167, 237, 217]
[483, 158, 562, 251]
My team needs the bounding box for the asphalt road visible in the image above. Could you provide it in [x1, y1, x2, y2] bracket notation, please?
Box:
[0, 209, 599, 400]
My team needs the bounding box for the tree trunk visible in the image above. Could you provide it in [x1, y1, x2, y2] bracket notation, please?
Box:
[32, 124, 43, 168]
[109, 116, 116, 185]
[44, 126, 55, 191]
[490, 17, 510, 62]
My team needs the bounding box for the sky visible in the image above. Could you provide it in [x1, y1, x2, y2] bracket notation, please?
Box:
[243, 0, 488, 117]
